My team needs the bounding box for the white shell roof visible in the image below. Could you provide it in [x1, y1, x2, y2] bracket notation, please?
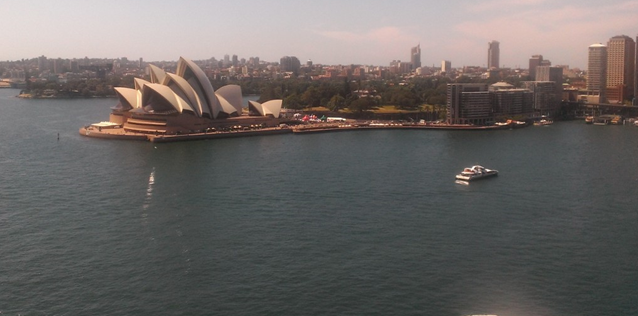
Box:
[249, 100, 282, 118]
[133, 78, 151, 109]
[262, 100, 283, 118]
[216, 95, 239, 117]
[148, 64, 167, 84]
[163, 73, 203, 116]
[216, 85, 243, 115]
[118, 56, 283, 119]
[142, 83, 195, 114]
[249, 100, 264, 116]
[114, 87, 137, 110]
[176, 57, 217, 118]
[134, 78, 151, 91]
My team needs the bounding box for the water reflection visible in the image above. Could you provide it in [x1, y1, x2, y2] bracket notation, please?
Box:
[141, 167, 155, 228]
[143, 167, 155, 210]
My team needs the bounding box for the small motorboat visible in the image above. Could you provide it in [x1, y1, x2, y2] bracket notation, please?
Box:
[534, 119, 553, 126]
[455, 165, 498, 181]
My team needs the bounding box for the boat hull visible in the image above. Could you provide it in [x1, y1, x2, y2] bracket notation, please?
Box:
[455, 171, 498, 181]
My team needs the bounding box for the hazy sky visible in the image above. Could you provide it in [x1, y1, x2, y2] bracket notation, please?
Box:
[2, 0, 637, 69]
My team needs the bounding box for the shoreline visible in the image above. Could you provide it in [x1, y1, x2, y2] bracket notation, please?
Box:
[79, 121, 523, 142]
[79, 126, 294, 142]
[291, 123, 514, 134]
[18, 94, 117, 99]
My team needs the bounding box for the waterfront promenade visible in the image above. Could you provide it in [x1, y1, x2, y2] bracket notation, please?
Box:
[291, 121, 516, 134]
[79, 125, 292, 142]
[79, 120, 522, 142]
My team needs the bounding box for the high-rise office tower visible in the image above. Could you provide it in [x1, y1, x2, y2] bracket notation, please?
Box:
[606, 35, 635, 103]
[69, 60, 79, 73]
[38, 55, 48, 70]
[411, 44, 421, 69]
[529, 55, 543, 80]
[587, 44, 607, 99]
[280, 56, 301, 73]
[53, 58, 61, 74]
[441, 60, 451, 74]
[488, 41, 500, 69]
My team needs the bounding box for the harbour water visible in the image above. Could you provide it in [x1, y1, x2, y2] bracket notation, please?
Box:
[1, 88, 637, 315]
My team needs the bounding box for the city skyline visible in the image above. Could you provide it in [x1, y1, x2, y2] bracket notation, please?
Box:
[1, 0, 637, 68]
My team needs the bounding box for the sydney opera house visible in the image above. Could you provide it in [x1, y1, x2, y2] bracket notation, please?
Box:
[80, 57, 285, 142]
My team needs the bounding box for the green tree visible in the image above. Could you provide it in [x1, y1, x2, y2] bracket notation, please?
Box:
[393, 89, 418, 110]
[45, 82, 59, 90]
[284, 93, 303, 109]
[301, 86, 322, 107]
[348, 96, 377, 113]
[341, 78, 351, 98]
[427, 94, 447, 106]
[327, 94, 345, 112]
[259, 84, 277, 103]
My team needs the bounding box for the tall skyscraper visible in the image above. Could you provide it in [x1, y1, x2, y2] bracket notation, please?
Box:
[70, 60, 79, 73]
[488, 41, 500, 69]
[587, 43, 607, 101]
[53, 58, 61, 74]
[529, 55, 543, 80]
[606, 35, 635, 103]
[280, 56, 301, 73]
[411, 44, 421, 69]
[37, 55, 48, 70]
[441, 60, 451, 74]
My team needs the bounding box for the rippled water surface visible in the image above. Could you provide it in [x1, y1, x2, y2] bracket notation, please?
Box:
[1, 89, 637, 315]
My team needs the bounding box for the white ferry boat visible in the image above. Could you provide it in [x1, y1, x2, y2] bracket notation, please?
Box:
[455, 165, 498, 181]
[534, 119, 553, 126]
